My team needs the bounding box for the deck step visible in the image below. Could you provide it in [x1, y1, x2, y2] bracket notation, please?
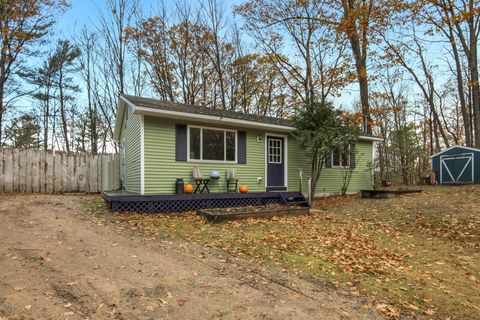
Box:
[279, 192, 310, 207]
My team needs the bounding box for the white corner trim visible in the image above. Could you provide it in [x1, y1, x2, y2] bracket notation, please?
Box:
[140, 114, 145, 195]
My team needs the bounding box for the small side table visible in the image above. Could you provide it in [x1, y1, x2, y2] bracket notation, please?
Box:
[194, 178, 210, 193]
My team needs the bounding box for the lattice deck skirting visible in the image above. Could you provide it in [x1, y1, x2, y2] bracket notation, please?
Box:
[101, 191, 309, 214]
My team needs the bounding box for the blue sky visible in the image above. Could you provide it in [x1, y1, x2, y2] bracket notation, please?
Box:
[45, 0, 450, 113]
[54, 0, 242, 35]
[49, 0, 360, 108]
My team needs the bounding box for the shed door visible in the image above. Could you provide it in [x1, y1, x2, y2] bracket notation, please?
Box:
[440, 153, 474, 184]
[266, 136, 286, 191]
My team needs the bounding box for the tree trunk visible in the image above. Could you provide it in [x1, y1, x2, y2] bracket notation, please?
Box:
[59, 67, 70, 152]
[0, 86, 3, 146]
[469, 41, 480, 147]
[448, 0, 479, 146]
[448, 32, 471, 146]
[342, 0, 370, 129]
[44, 86, 50, 150]
[86, 53, 97, 154]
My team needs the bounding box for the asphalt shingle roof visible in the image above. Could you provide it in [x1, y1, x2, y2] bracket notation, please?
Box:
[121, 94, 294, 127]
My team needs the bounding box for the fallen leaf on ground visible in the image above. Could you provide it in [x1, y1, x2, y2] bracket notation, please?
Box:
[424, 309, 436, 316]
[376, 303, 399, 317]
[176, 299, 186, 306]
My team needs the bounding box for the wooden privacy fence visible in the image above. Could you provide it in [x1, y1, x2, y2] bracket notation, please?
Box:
[0, 148, 120, 193]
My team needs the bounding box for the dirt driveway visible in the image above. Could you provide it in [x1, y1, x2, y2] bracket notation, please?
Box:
[0, 194, 381, 320]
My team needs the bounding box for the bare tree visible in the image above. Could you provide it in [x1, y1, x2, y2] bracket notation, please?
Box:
[383, 27, 451, 149]
[77, 28, 99, 154]
[96, 0, 138, 152]
[236, 0, 353, 107]
[415, 0, 476, 146]
[50, 40, 80, 152]
[0, 0, 67, 145]
[201, 0, 231, 109]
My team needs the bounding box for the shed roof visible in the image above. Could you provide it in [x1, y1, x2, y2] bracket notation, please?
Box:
[430, 145, 480, 158]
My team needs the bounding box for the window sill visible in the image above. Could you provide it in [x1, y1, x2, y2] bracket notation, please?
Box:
[187, 159, 238, 164]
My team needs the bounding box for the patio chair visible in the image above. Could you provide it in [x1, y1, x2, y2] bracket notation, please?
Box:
[226, 168, 238, 192]
[192, 167, 210, 194]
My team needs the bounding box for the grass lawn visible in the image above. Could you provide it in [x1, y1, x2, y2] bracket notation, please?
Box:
[89, 185, 480, 318]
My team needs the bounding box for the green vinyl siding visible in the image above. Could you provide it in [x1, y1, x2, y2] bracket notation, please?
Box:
[139, 115, 373, 195]
[119, 106, 142, 193]
[288, 136, 373, 195]
[143, 116, 266, 194]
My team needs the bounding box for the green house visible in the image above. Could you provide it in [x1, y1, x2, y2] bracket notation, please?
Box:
[113, 94, 379, 196]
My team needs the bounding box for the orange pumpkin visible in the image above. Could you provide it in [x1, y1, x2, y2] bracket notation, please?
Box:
[184, 183, 194, 194]
[239, 185, 248, 193]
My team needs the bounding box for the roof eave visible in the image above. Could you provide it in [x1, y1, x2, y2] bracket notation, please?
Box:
[134, 105, 296, 133]
[429, 144, 480, 158]
[358, 135, 383, 142]
[112, 100, 126, 142]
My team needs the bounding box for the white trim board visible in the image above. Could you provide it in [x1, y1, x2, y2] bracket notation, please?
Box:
[140, 114, 145, 194]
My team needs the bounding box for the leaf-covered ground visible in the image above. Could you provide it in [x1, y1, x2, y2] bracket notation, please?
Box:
[97, 185, 480, 319]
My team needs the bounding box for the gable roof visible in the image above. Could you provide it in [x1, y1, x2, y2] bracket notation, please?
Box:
[113, 94, 383, 142]
[430, 145, 480, 158]
[113, 94, 295, 141]
[125, 94, 293, 126]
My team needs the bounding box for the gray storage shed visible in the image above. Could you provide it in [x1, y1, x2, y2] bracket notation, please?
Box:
[431, 145, 480, 184]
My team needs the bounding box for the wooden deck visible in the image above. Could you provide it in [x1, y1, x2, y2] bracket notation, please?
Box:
[102, 191, 309, 213]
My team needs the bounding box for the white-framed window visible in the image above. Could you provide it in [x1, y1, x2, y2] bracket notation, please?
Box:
[268, 138, 282, 164]
[188, 125, 237, 162]
[331, 146, 350, 168]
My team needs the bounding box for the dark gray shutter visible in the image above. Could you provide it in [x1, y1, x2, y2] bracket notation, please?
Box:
[237, 131, 246, 164]
[175, 124, 188, 161]
[325, 154, 332, 167]
[349, 143, 356, 169]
